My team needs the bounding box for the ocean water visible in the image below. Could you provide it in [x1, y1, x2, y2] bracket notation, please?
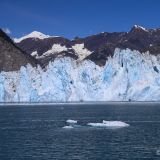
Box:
[0, 103, 160, 160]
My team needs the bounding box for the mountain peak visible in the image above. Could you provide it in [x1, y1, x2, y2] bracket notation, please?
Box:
[14, 31, 51, 43]
[28, 31, 49, 38]
[131, 25, 148, 32]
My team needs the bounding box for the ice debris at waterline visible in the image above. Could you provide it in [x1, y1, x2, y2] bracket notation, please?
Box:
[62, 125, 82, 129]
[62, 126, 74, 129]
[1, 48, 160, 102]
[87, 121, 130, 128]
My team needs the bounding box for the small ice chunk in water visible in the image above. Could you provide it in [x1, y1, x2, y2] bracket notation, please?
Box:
[63, 119, 78, 129]
[87, 121, 129, 128]
[66, 119, 77, 124]
[62, 126, 74, 129]
[102, 120, 129, 127]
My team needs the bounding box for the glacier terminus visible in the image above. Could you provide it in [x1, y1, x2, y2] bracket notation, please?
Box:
[1, 48, 160, 102]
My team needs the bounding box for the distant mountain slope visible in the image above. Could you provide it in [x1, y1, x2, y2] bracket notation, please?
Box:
[0, 29, 39, 71]
[15, 25, 160, 66]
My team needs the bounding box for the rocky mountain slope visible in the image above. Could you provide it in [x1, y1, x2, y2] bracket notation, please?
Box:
[15, 25, 160, 66]
[0, 29, 38, 71]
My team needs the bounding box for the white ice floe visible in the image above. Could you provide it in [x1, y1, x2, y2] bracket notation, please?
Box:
[63, 119, 78, 129]
[66, 119, 77, 124]
[102, 120, 130, 127]
[88, 121, 129, 128]
[88, 123, 110, 127]
[62, 126, 74, 129]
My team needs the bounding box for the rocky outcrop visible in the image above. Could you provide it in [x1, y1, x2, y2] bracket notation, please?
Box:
[0, 29, 39, 71]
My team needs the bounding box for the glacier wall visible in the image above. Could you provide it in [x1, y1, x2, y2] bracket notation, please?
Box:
[1, 48, 160, 102]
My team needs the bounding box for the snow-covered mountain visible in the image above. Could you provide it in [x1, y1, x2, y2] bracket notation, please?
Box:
[1, 26, 160, 102]
[15, 25, 160, 66]
[14, 31, 52, 43]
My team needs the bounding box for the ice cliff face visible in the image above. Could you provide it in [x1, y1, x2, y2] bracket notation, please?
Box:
[1, 48, 160, 102]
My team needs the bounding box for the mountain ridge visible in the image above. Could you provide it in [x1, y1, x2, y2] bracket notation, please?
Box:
[14, 25, 160, 66]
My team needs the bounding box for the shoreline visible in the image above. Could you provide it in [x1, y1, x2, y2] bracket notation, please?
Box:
[0, 101, 160, 106]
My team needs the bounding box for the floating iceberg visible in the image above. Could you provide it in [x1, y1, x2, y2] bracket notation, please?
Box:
[63, 119, 78, 129]
[102, 120, 129, 127]
[66, 119, 77, 124]
[88, 123, 110, 127]
[88, 121, 129, 128]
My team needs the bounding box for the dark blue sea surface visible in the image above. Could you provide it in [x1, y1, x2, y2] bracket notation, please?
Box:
[0, 103, 160, 160]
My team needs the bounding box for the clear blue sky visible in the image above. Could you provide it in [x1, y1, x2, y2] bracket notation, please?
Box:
[1, 0, 160, 39]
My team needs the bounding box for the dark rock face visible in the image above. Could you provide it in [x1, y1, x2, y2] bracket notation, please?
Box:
[0, 29, 38, 71]
[15, 25, 160, 66]
[18, 37, 71, 56]
[39, 51, 78, 67]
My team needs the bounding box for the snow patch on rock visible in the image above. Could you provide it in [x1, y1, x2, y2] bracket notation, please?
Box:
[41, 44, 68, 58]
[31, 51, 39, 58]
[72, 43, 92, 61]
[133, 25, 148, 32]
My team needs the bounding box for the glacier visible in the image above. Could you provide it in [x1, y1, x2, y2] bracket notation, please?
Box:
[1, 48, 160, 102]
